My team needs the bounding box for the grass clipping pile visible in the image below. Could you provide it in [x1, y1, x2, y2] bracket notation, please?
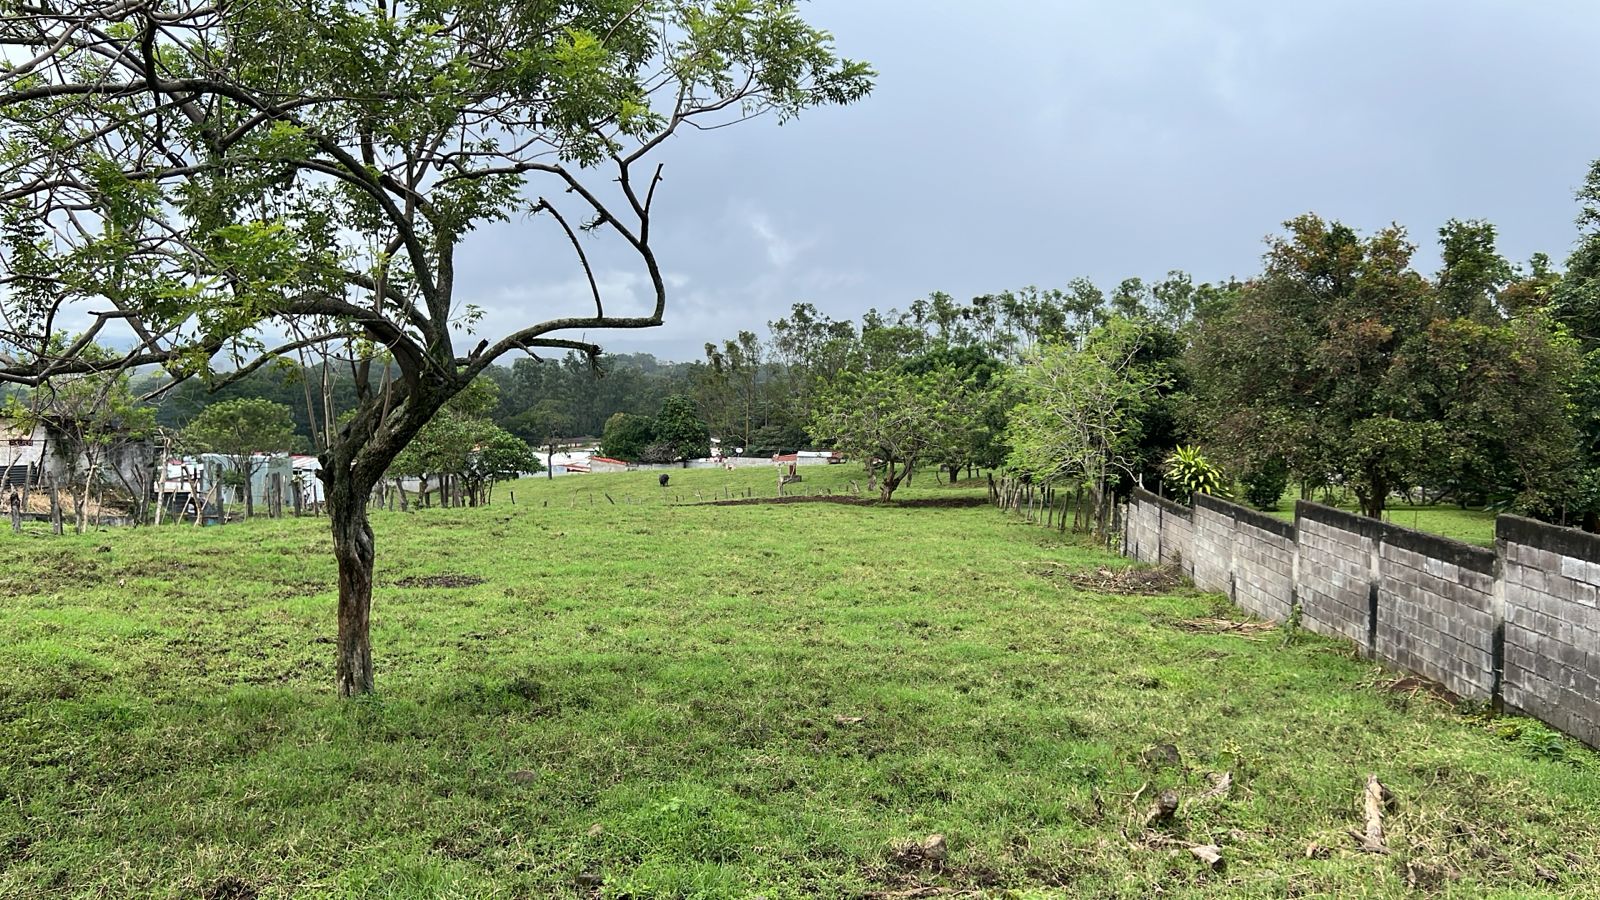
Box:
[1051, 563, 1188, 596]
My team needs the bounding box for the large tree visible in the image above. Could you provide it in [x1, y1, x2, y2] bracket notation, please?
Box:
[0, 0, 871, 695]
[1192, 214, 1575, 519]
[1550, 159, 1600, 528]
[653, 394, 710, 465]
[902, 344, 1008, 482]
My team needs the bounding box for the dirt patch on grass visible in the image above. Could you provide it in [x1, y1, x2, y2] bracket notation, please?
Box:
[1380, 673, 1460, 705]
[394, 574, 487, 588]
[1039, 564, 1188, 595]
[201, 877, 258, 900]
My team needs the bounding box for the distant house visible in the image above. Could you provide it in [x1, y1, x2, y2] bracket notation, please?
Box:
[292, 456, 324, 505]
[0, 419, 48, 489]
[158, 452, 299, 517]
[773, 451, 843, 467]
[0, 414, 153, 495]
[586, 456, 632, 474]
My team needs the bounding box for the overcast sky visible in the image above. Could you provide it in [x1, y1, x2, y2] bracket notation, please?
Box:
[454, 0, 1600, 362]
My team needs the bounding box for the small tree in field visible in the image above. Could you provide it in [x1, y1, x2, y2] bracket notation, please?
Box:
[182, 398, 299, 518]
[1005, 319, 1153, 538]
[601, 412, 656, 462]
[810, 367, 975, 502]
[505, 401, 573, 479]
[0, 1, 871, 696]
[461, 426, 540, 505]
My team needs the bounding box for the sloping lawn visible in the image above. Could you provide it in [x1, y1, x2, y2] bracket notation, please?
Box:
[1, 467, 1595, 898]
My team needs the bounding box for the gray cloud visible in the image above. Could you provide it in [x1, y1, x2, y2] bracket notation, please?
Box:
[447, 0, 1600, 361]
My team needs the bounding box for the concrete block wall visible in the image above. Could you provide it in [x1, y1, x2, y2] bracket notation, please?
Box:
[1295, 504, 1380, 654]
[1124, 488, 1194, 571]
[1214, 497, 1296, 623]
[1116, 493, 1600, 748]
[1157, 499, 1193, 575]
[1499, 516, 1600, 748]
[1374, 529, 1498, 701]
[1124, 488, 1165, 565]
[1189, 498, 1235, 595]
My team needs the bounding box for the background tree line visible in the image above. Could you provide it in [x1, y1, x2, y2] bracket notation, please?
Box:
[112, 159, 1600, 530]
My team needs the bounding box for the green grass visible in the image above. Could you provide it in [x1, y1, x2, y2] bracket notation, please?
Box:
[1262, 491, 1501, 547]
[2, 466, 1596, 898]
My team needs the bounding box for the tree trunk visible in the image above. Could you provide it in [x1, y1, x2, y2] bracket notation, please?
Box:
[153, 452, 165, 526]
[329, 479, 376, 697]
[49, 477, 62, 535]
[879, 459, 904, 502]
[73, 474, 91, 534]
[1361, 479, 1386, 520]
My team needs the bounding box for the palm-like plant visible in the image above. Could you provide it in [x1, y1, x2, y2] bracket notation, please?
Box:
[1164, 445, 1226, 504]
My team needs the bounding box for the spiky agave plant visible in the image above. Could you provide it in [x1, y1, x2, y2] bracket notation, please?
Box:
[1164, 445, 1226, 504]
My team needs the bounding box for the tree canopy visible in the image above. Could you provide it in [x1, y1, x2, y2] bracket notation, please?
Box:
[1005, 318, 1155, 534]
[1188, 214, 1576, 518]
[810, 367, 977, 502]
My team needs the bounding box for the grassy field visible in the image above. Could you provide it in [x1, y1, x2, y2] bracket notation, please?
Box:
[1, 465, 1596, 898]
[1261, 493, 1500, 547]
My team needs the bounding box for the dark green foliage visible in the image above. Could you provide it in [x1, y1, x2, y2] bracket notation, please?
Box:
[1240, 459, 1291, 511]
[600, 412, 657, 462]
[503, 400, 575, 447]
[745, 423, 810, 457]
[1190, 213, 1577, 520]
[903, 345, 1010, 475]
[653, 396, 711, 463]
[1548, 158, 1600, 528]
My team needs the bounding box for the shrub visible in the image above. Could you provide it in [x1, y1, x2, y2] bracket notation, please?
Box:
[1240, 459, 1290, 510]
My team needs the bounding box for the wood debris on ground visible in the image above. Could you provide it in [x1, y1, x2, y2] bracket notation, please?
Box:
[1144, 789, 1180, 828]
[1348, 773, 1395, 854]
[1039, 563, 1188, 595]
[1196, 771, 1233, 801]
[1175, 617, 1277, 639]
[1378, 673, 1461, 704]
[886, 834, 949, 871]
[1136, 832, 1226, 869]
